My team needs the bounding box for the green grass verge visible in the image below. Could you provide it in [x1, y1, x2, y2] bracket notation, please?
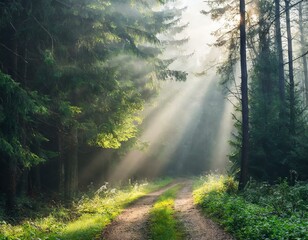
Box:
[0, 178, 172, 240]
[193, 174, 308, 240]
[148, 184, 185, 240]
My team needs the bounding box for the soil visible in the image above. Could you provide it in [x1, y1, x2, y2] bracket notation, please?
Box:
[174, 180, 234, 240]
[101, 180, 234, 240]
[101, 183, 177, 240]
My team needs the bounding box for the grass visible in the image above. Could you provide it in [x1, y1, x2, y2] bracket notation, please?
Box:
[193, 174, 308, 240]
[0, 178, 172, 240]
[148, 184, 185, 240]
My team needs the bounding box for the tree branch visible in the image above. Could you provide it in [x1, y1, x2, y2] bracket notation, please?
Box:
[32, 16, 54, 52]
[284, 50, 308, 65]
[0, 43, 28, 63]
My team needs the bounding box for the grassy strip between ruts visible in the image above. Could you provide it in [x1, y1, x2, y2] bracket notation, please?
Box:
[0, 178, 172, 240]
[148, 184, 185, 240]
[193, 174, 308, 240]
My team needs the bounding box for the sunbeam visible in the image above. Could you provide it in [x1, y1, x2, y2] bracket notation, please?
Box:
[104, 0, 234, 183]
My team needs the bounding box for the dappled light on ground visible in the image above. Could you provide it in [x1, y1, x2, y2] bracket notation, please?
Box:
[102, 183, 177, 240]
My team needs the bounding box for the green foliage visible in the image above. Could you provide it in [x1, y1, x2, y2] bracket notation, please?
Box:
[0, 0, 187, 208]
[149, 184, 185, 240]
[0, 71, 47, 166]
[243, 180, 308, 218]
[194, 175, 308, 240]
[248, 51, 287, 181]
[228, 48, 308, 182]
[0, 178, 172, 240]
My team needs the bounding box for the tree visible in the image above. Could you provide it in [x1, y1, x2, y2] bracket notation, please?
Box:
[285, 0, 296, 135]
[275, 0, 286, 105]
[238, 0, 249, 190]
[0, 0, 188, 204]
[298, 2, 308, 105]
[0, 72, 46, 213]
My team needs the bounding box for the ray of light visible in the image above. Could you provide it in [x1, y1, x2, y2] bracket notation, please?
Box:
[108, 73, 214, 182]
[80, 0, 235, 185]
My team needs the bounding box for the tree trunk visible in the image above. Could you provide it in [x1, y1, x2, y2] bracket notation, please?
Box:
[58, 129, 66, 198]
[12, 38, 18, 80]
[5, 158, 17, 215]
[29, 165, 41, 196]
[275, 0, 286, 104]
[65, 126, 78, 200]
[299, 2, 308, 105]
[5, 35, 19, 214]
[18, 168, 29, 197]
[239, 0, 249, 190]
[23, 44, 28, 87]
[258, 1, 271, 102]
[285, 0, 295, 135]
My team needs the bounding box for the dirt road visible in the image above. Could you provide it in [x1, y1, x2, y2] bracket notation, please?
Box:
[101, 180, 234, 240]
[101, 183, 177, 240]
[174, 180, 234, 240]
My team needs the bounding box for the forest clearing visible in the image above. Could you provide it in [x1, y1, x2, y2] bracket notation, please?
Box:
[0, 0, 307, 239]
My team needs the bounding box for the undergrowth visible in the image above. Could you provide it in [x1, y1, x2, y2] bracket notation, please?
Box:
[0, 178, 172, 240]
[149, 184, 185, 240]
[193, 174, 308, 240]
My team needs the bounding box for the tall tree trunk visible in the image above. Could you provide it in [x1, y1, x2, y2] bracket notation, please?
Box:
[5, 35, 19, 214]
[5, 158, 17, 215]
[29, 165, 41, 196]
[239, 0, 249, 190]
[285, 0, 295, 135]
[58, 129, 66, 198]
[12, 38, 18, 80]
[65, 126, 78, 200]
[299, 2, 308, 105]
[23, 44, 28, 87]
[275, 0, 286, 104]
[59, 125, 78, 201]
[19, 168, 29, 196]
[258, 1, 271, 102]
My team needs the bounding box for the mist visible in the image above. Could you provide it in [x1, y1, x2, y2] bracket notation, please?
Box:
[101, 0, 234, 183]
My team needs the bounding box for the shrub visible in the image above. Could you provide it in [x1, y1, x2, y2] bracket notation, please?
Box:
[194, 175, 308, 240]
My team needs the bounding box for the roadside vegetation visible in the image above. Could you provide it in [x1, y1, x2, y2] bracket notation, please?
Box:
[0, 178, 172, 240]
[194, 174, 308, 240]
[149, 184, 185, 240]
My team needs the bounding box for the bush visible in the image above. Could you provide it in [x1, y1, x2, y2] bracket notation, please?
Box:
[194, 175, 308, 240]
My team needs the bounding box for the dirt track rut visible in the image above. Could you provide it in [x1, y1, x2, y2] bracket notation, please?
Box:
[101, 180, 234, 240]
[174, 180, 234, 240]
[101, 183, 177, 240]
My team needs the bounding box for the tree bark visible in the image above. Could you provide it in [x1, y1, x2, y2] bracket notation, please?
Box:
[58, 129, 66, 198]
[19, 168, 29, 196]
[65, 126, 78, 200]
[5, 158, 17, 214]
[299, 2, 308, 105]
[58, 124, 78, 201]
[275, 0, 286, 104]
[285, 0, 295, 135]
[258, 1, 271, 102]
[239, 0, 249, 190]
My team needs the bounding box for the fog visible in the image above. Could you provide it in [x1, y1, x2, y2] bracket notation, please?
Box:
[104, 0, 234, 183]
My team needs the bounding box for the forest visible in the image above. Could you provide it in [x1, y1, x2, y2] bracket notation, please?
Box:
[0, 0, 307, 239]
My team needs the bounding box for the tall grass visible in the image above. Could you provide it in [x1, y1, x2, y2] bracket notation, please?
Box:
[149, 184, 185, 240]
[0, 178, 172, 240]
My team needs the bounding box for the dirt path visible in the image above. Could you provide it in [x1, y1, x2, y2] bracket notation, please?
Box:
[174, 180, 234, 240]
[101, 180, 234, 240]
[101, 183, 177, 240]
